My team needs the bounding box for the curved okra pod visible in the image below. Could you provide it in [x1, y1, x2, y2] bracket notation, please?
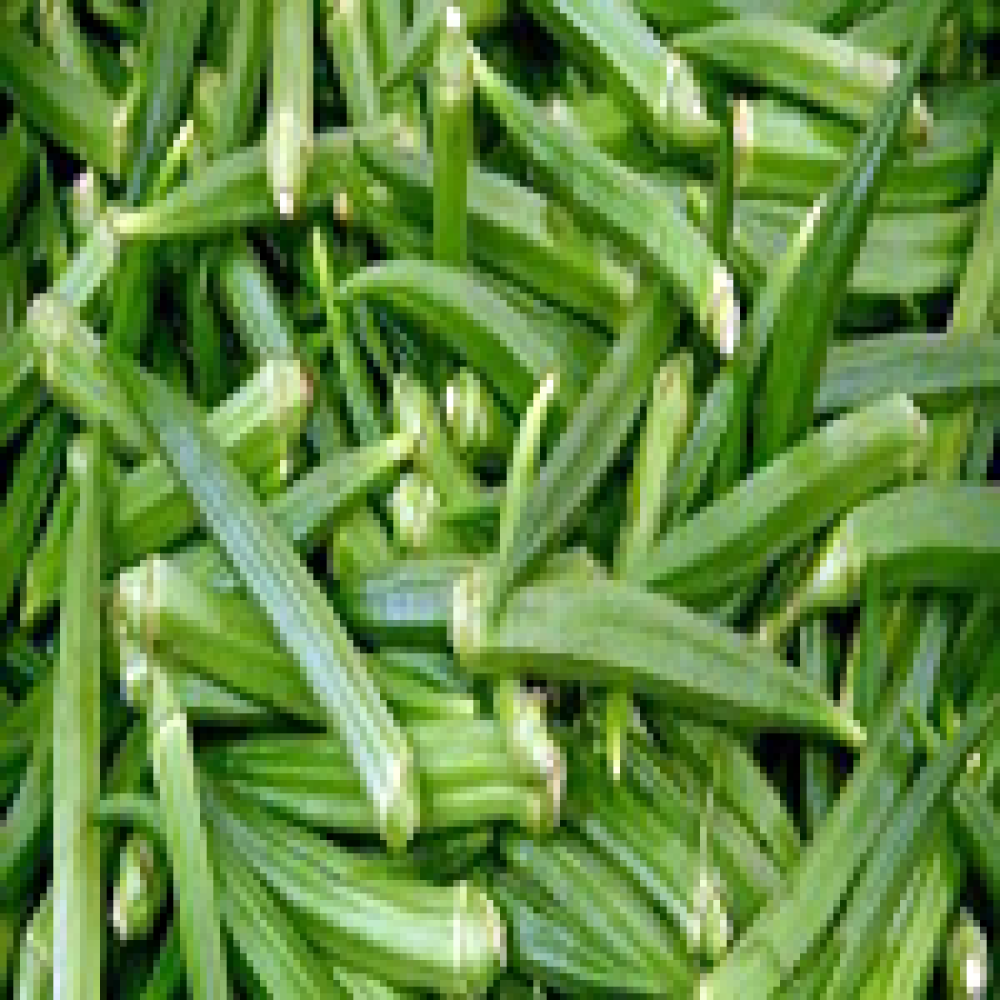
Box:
[629, 395, 928, 606]
[473, 51, 739, 358]
[112, 834, 169, 943]
[773, 484, 1000, 637]
[432, 6, 472, 268]
[110, 354, 418, 850]
[453, 574, 864, 747]
[357, 136, 636, 330]
[206, 788, 506, 995]
[268, 0, 313, 215]
[673, 17, 932, 141]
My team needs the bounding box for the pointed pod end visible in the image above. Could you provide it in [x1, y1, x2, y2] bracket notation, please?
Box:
[278, 189, 295, 218]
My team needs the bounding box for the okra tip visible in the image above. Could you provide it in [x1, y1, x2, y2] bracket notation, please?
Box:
[378, 746, 421, 851]
[705, 263, 740, 358]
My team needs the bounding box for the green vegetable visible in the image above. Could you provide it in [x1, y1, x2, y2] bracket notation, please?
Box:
[112, 834, 169, 942]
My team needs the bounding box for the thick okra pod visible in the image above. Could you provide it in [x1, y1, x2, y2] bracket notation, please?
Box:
[111, 354, 418, 850]
[454, 574, 863, 746]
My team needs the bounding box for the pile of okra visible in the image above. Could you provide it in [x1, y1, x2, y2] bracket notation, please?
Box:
[0, 0, 998, 996]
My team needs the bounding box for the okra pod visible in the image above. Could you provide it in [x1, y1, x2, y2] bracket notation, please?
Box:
[473, 52, 739, 357]
[111, 354, 418, 850]
[432, 7, 472, 267]
[320, 0, 379, 126]
[0, 29, 120, 178]
[753, 0, 950, 464]
[268, 0, 313, 215]
[0, 118, 34, 248]
[53, 433, 104, 1000]
[632, 395, 927, 606]
[443, 369, 515, 466]
[0, 410, 67, 622]
[617, 354, 694, 574]
[946, 911, 989, 1000]
[779, 484, 1000, 631]
[15, 894, 52, 1000]
[455, 574, 864, 746]
[674, 17, 931, 141]
[124, 0, 210, 200]
[146, 663, 231, 1000]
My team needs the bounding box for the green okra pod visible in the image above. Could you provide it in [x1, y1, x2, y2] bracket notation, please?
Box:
[473, 52, 739, 358]
[53, 432, 104, 1000]
[111, 354, 419, 851]
[320, 0, 380, 125]
[268, 0, 313, 215]
[632, 395, 927, 606]
[674, 17, 931, 141]
[454, 574, 864, 746]
[779, 484, 1000, 632]
[432, 6, 472, 268]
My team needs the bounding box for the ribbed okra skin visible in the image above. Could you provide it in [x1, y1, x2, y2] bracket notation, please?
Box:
[110, 354, 419, 851]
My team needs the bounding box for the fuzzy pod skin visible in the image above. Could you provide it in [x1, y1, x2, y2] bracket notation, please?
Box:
[432, 6, 472, 268]
[631, 394, 928, 606]
[111, 354, 418, 851]
[268, 0, 313, 216]
[454, 573, 864, 747]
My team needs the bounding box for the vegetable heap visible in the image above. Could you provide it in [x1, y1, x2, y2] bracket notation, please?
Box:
[0, 0, 997, 997]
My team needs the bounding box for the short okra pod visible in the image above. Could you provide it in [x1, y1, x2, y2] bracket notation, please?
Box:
[432, 6, 472, 267]
[268, 0, 313, 215]
[112, 834, 169, 943]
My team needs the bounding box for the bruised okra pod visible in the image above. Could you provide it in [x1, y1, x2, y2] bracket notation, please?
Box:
[268, 0, 313, 215]
[433, 6, 472, 267]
